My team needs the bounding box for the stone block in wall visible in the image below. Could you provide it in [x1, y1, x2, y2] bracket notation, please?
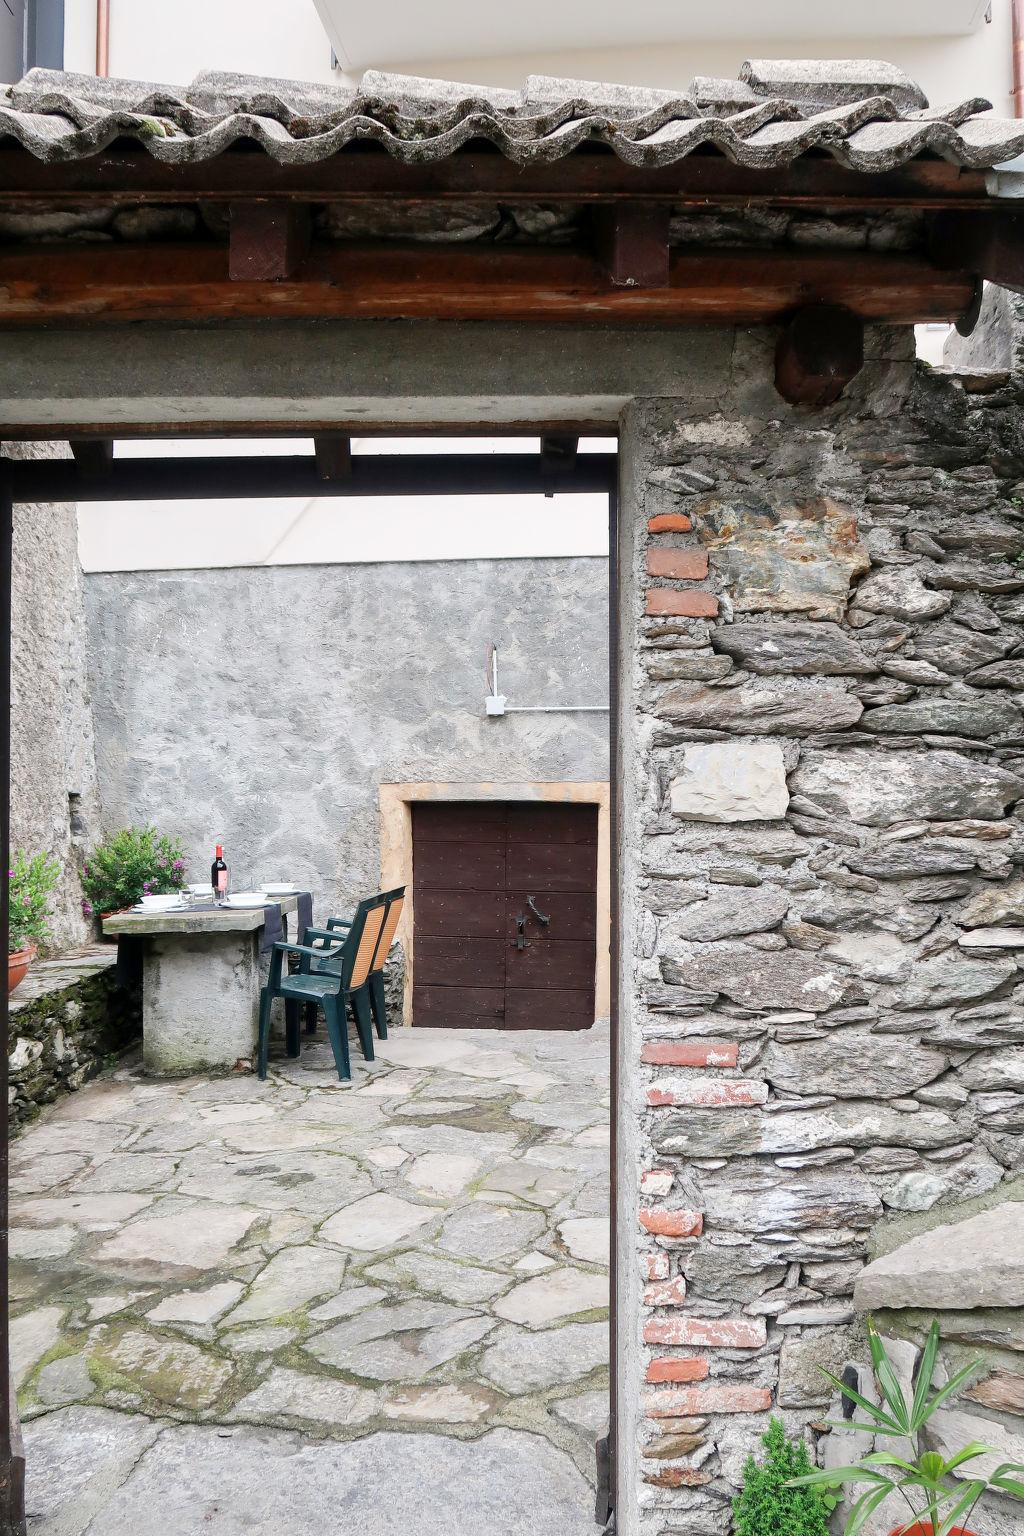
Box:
[8, 947, 141, 1131]
[693, 495, 870, 621]
[854, 1201, 1024, 1312]
[669, 741, 789, 823]
[791, 749, 1024, 826]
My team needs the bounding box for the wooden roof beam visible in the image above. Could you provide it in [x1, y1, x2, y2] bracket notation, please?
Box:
[0, 149, 993, 209]
[930, 208, 1024, 299]
[0, 243, 976, 328]
[775, 305, 865, 408]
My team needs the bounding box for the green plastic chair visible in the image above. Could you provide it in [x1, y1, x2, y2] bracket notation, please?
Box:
[257, 893, 388, 1082]
[303, 885, 406, 1040]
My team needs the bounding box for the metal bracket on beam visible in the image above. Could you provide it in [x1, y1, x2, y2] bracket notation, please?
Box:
[775, 304, 865, 409]
[228, 201, 312, 281]
[593, 203, 671, 288]
[314, 435, 352, 481]
[540, 435, 579, 471]
[70, 439, 113, 480]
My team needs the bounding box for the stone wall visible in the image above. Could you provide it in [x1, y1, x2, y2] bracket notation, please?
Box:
[83, 556, 609, 918]
[8, 441, 100, 950]
[616, 324, 1024, 1535]
[8, 948, 141, 1130]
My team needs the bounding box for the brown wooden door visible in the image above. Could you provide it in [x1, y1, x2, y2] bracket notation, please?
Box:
[412, 801, 598, 1030]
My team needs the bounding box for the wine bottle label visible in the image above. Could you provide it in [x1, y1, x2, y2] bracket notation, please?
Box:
[217, 871, 228, 893]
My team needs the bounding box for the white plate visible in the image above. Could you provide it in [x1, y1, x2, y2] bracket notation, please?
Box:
[263, 884, 299, 896]
[225, 891, 268, 907]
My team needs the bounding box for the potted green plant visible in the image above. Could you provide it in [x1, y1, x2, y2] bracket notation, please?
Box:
[81, 826, 188, 924]
[787, 1318, 1024, 1536]
[7, 850, 60, 994]
[734, 1416, 834, 1536]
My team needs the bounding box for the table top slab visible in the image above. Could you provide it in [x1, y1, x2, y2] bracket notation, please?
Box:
[103, 894, 300, 937]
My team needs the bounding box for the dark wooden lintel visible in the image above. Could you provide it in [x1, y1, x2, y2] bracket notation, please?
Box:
[594, 204, 670, 287]
[229, 201, 311, 281]
[0, 242, 976, 328]
[775, 304, 865, 408]
[0, 452, 618, 503]
[0, 148, 992, 209]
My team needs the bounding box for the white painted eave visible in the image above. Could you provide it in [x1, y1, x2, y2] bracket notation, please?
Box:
[312, 0, 991, 72]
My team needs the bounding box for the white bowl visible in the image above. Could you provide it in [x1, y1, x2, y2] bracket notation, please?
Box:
[225, 891, 268, 907]
[263, 883, 298, 896]
[138, 894, 179, 911]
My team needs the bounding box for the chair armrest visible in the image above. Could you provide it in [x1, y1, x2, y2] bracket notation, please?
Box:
[326, 917, 352, 930]
[304, 926, 345, 943]
[274, 941, 343, 961]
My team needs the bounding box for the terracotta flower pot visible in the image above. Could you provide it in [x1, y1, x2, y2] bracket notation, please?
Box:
[892, 1525, 977, 1536]
[7, 945, 36, 995]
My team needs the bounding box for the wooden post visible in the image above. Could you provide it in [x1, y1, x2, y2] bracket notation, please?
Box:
[228, 202, 312, 281]
[775, 304, 865, 408]
[0, 473, 26, 1536]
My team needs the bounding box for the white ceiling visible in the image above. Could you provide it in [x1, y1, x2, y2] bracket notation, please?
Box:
[313, 0, 991, 72]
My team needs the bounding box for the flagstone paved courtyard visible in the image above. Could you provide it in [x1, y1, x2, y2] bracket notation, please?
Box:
[9, 1023, 610, 1535]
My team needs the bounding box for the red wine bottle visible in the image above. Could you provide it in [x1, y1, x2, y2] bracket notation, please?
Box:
[211, 845, 229, 898]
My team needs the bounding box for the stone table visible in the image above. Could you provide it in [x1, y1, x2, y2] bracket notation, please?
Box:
[103, 898, 299, 1075]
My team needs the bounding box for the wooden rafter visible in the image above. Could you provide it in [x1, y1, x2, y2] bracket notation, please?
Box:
[228, 201, 311, 280]
[0, 243, 975, 328]
[594, 204, 671, 287]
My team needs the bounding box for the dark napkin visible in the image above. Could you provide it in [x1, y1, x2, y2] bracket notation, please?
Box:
[296, 891, 313, 941]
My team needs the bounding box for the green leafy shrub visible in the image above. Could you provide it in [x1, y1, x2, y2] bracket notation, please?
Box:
[734, 1418, 832, 1536]
[7, 850, 60, 953]
[81, 827, 187, 917]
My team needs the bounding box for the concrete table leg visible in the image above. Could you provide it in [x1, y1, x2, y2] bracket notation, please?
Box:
[142, 931, 261, 1075]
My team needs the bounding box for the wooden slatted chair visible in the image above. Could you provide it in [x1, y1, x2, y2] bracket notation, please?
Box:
[304, 885, 406, 1039]
[257, 893, 387, 1082]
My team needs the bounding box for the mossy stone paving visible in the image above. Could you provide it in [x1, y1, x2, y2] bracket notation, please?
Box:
[11, 1023, 610, 1535]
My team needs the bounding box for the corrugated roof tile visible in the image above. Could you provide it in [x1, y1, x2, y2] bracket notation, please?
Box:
[0, 61, 1019, 174]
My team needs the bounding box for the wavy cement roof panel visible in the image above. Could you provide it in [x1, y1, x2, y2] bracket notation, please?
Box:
[1, 60, 1023, 174]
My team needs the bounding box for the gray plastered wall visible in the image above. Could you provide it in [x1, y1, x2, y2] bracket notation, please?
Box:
[83, 556, 610, 915]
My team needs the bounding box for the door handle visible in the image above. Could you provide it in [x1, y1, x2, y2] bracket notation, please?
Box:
[526, 895, 550, 927]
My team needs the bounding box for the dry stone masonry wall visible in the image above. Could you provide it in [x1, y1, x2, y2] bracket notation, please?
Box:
[618, 321, 1024, 1535]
